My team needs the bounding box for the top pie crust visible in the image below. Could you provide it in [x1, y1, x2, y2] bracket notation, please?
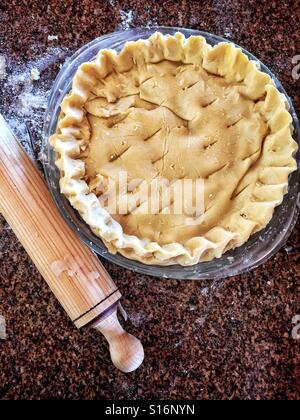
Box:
[51, 32, 298, 266]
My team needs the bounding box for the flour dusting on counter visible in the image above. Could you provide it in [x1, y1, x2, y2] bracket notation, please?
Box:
[30, 67, 40, 81]
[129, 311, 147, 327]
[47, 35, 59, 41]
[145, 17, 158, 28]
[0, 47, 69, 160]
[119, 9, 134, 29]
[0, 55, 6, 80]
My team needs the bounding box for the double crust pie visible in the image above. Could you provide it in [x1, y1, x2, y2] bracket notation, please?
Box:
[51, 33, 297, 266]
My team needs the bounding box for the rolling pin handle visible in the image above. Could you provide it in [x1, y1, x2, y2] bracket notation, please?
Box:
[94, 308, 144, 373]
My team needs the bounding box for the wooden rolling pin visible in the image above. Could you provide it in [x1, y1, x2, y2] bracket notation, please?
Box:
[0, 114, 144, 373]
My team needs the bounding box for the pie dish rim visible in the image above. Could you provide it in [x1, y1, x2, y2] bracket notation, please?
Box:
[43, 27, 300, 279]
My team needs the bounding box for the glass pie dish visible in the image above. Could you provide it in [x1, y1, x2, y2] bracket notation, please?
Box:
[42, 26, 300, 280]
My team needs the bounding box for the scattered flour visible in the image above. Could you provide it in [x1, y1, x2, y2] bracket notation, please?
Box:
[145, 17, 158, 28]
[30, 67, 40, 81]
[29, 47, 65, 75]
[140, 4, 158, 28]
[18, 91, 46, 116]
[48, 35, 58, 41]
[119, 9, 134, 30]
[0, 47, 68, 159]
[224, 30, 233, 38]
[7, 65, 47, 119]
[129, 311, 147, 327]
[0, 55, 6, 80]
[284, 246, 293, 254]
[194, 315, 207, 327]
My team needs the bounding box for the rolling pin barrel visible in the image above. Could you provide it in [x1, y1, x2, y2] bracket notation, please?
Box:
[0, 115, 144, 372]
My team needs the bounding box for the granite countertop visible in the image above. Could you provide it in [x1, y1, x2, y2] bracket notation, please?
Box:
[0, 0, 299, 400]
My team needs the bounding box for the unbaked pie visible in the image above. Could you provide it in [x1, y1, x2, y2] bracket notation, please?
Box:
[51, 32, 297, 266]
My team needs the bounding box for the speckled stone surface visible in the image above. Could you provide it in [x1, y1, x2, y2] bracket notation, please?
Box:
[0, 0, 299, 400]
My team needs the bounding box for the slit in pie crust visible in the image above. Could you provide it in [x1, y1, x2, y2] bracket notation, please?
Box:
[50, 32, 298, 266]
